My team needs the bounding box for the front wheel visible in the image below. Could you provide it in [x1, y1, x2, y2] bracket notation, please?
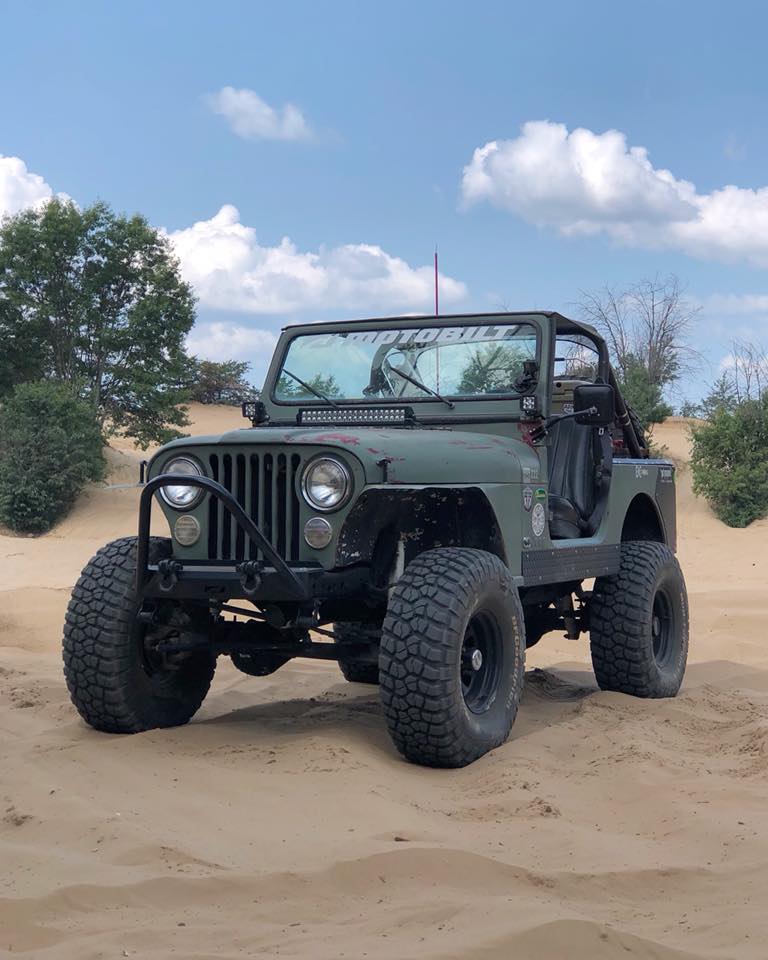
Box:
[590, 541, 688, 697]
[379, 548, 525, 768]
[63, 537, 216, 733]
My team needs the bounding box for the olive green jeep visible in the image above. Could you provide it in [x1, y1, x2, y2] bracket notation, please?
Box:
[63, 312, 688, 767]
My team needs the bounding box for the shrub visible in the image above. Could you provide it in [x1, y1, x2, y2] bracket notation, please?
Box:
[0, 381, 105, 533]
[690, 393, 768, 527]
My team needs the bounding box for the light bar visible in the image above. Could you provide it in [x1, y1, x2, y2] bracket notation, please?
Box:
[298, 406, 413, 425]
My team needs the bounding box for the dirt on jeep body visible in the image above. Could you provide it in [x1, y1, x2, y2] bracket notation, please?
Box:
[1, 409, 767, 959]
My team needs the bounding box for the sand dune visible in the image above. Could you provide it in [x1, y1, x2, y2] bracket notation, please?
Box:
[1, 410, 766, 958]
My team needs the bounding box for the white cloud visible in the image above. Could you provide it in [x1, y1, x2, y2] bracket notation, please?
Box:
[0, 154, 59, 217]
[186, 321, 278, 362]
[205, 86, 311, 141]
[701, 293, 768, 315]
[186, 321, 278, 385]
[168, 204, 467, 314]
[462, 120, 768, 267]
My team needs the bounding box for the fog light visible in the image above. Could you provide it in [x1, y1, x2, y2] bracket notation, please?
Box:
[304, 516, 333, 549]
[174, 514, 201, 546]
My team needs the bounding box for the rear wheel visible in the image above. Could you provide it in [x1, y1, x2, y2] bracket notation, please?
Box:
[334, 621, 380, 685]
[379, 548, 525, 768]
[589, 541, 688, 697]
[63, 537, 216, 733]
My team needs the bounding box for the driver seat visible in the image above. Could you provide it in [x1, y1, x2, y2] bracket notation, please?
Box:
[547, 417, 600, 539]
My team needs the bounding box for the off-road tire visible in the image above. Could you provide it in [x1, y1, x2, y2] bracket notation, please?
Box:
[379, 548, 525, 768]
[590, 541, 688, 697]
[63, 537, 216, 733]
[334, 622, 380, 685]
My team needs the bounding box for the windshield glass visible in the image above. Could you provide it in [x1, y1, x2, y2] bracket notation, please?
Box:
[273, 321, 538, 403]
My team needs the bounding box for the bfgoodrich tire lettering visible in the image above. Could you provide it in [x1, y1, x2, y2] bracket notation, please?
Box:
[63, 536, 215, 733]
[379, 547, 525, 768]
[589, 541, 688, 697]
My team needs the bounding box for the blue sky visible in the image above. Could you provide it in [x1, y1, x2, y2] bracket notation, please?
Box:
[2, 0, 767, 402]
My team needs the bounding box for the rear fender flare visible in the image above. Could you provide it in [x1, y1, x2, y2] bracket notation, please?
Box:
[621, 492, 667, 545]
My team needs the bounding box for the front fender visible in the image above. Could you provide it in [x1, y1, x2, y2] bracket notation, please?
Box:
[336, 485, 511, 576]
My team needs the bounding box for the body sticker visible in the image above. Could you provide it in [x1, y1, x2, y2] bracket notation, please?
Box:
[531, 502, 546, 537]
[522, 464, 540, 483]
[534, 487, 547, 500]
[523, 486, 533, 511]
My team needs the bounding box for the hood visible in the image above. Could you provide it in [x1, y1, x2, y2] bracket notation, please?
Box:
[158, 426, 540, 485]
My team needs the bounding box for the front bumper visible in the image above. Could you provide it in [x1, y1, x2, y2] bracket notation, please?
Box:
[136, 474, 379, 607]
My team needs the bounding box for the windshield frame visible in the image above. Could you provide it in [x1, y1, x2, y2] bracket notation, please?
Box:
[267, 314, 544, 410]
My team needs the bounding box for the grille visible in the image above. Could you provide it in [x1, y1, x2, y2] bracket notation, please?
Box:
[206, 451, 303, 562]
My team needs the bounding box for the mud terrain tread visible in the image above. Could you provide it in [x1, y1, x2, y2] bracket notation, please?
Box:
[589, 541, 688, 697]
[334, 622, 380, 684]
[379, 547, 525, 768]
[63, 537, 215, 733]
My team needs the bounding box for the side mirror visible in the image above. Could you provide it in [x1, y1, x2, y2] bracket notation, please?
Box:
[574, 383, 614, 426]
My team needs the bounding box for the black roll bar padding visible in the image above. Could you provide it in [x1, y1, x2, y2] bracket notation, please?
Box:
[607, 367, 646, 459]
[135, 474, 311, 600]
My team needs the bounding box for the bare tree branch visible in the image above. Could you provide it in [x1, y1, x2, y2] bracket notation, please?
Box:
[727, 339, 768, 402]
[573, 274, 702, 387]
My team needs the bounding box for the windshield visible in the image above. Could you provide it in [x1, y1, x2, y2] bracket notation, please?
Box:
[273, 321, 538, 403]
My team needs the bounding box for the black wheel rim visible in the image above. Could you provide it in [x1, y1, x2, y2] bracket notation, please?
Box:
[651, 587, 675, 668]
[461, 610, 503, 714]
[133, 602, 183, 684]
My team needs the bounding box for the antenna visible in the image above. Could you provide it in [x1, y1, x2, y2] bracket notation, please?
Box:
[434, 247, 441, 391]
[434, 247, 439, 317]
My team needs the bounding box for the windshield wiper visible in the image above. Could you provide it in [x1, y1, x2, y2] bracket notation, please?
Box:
[282, 369, 339, 408]
[390, 366, 455, 409]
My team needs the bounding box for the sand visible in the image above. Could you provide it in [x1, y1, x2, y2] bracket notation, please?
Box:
[1, 410, 766, 959]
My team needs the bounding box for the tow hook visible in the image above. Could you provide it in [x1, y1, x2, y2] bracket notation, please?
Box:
[157, 559, 182, 593]
[236, 560, 262, 595]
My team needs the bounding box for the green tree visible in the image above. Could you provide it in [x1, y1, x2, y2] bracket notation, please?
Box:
[700, 373, 738, 420]
[0, 199, 195, 447]
[457, 344, 527, 394]
[277, 373, 341, 400]
[0, 380, 105, 533]
[678, 399, 703, 419]
[619, 355, 673, 431]
[690, 392, 768, 527]
[189, 359, 253, 405]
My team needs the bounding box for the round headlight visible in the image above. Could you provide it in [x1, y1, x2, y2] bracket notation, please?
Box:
[301, 458, 351, 512]
[159, 456, 204, 509]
